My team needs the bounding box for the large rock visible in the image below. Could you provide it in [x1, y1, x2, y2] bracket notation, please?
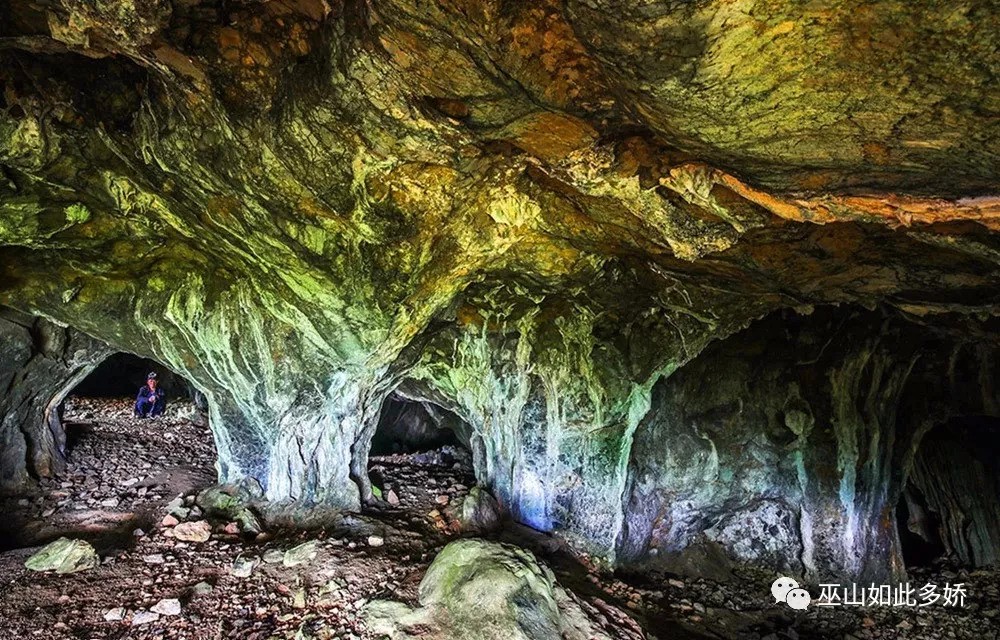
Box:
[365, 539, 609, 640]
[453, 486, 503, 534]
[196, 479, 264, 535]
[24, 537, 99, 574]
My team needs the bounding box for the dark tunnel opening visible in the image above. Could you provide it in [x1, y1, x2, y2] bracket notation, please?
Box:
[895, 485, 947, 569]
[898, 415, 1000, 570]
[366, 393, 478, 517]
[71, 353, 203, 406]
[370, 395, 464, 455]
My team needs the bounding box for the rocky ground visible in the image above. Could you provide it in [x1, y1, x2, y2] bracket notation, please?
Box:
[0, 397, 998, 640]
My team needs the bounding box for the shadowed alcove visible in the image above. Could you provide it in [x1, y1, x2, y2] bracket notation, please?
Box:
[70, 352, 199, 404]
[371, 394, 464, 455]
[0, 345, 217, 553]
[898, 415, 1000, 569]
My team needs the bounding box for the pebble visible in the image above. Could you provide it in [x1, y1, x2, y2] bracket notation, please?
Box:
[151, 598, 181, 616]
[172, 520, 211, 542]
[192, 582, 214, 595]
[131, 611, 160, 626]
[231, 557, 255, 578]
[103, 607, 125, 621]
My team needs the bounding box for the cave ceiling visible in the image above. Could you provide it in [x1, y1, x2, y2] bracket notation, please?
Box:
[2, 0, 1000, 555]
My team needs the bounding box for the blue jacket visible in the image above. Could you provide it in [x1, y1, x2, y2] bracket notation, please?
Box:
[136, 386, 164, 404]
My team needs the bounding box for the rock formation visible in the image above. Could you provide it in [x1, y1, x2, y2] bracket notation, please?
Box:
[2, 0, 1000, 582]
[365, 538, 610, 640]
[0, 307, 111, 489]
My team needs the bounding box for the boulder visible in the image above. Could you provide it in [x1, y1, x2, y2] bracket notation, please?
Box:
[454, 486, 503, 534]
[365, 539, 609, 640]
[196, 480, 263, 535]
[24, 538, 99, 574]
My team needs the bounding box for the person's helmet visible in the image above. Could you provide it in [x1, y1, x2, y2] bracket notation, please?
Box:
[147, 372, 158, 380]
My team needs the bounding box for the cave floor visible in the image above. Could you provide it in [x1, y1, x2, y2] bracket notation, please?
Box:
[0, 398, 996, 640]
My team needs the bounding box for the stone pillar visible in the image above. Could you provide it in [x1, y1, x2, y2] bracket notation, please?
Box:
[0, 308, 112, 490]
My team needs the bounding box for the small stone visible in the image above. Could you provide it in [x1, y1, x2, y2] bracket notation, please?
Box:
[668, 579, 685, 589]
[172, 520, 211, 542]
[223, 522, 240, 535]
[131, 611, 160, 626]
[191, 581, 214, 595]
[161, 514, 179, 527]
[386, 490, 400, 506]
[435, 495, 449, 505]
[367, 535, 385, 547]
[142, 554, 165, 565]
[151, 598, 181, 616]
[24, 538, 99, 574]
[231, 557, 255, 577]
[262, 549, 284, 564]
[100, 497, 120, 508]
[283, 540, 319, 567]
[104, 607, 125, 621]
[896, 620, 913, 630]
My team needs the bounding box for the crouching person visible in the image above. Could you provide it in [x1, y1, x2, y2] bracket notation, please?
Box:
[135, 371, 166, 418]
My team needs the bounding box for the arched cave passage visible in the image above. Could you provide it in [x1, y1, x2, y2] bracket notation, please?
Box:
[70, 352, 204, 407]
[365, 393, 479, 523]
[371, 395, 463, 455]
[618, 303, 1000, 584]
[898, 415, 1000, 570]
[0, 350, 218, 552]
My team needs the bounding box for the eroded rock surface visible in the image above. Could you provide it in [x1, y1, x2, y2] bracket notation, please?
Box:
[0, 308, 111, 490]
[2, 0, 1000, 583]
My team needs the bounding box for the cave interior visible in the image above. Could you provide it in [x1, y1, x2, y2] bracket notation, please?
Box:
[1, 0, 1000, 637]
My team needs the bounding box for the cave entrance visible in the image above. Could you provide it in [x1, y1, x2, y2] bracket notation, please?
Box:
[0, 353, 219, 552]
[897, 415, 1000, 569]
[71, 352, 203, 405]
[367, 393, 477, 518]
[371, 395, 463, 455]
